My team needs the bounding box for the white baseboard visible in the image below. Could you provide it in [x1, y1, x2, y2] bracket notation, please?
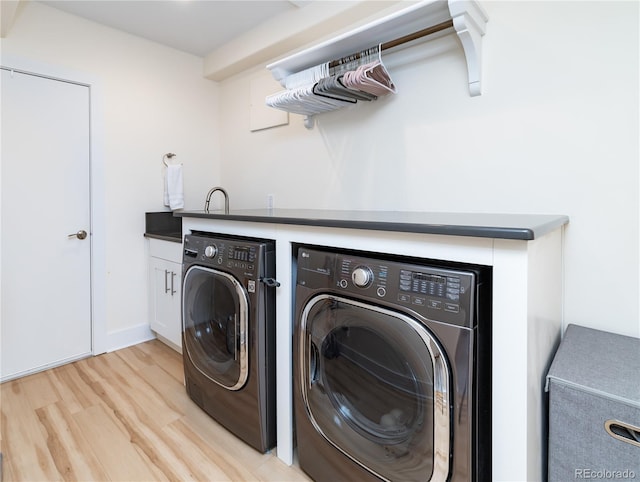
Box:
[155, 334, 182, 354]
[106, 323, 155, 352]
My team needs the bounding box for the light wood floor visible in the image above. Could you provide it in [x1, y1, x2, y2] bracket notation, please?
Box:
[0, 340, 311, 482]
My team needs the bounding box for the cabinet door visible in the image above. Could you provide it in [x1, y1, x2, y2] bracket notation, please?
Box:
[165, 260, 182, 346]
[149, 257, 182, 350]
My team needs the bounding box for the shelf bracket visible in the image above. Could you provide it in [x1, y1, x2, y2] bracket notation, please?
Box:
[303, 115, 315, 129]
[449, 0, 488, 96]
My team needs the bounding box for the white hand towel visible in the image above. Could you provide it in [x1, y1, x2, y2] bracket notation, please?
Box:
[163, 169, 170, 207]
[165, 164, 184, 210]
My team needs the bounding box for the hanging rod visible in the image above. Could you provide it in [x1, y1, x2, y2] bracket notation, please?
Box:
[328, 19, 454, 69]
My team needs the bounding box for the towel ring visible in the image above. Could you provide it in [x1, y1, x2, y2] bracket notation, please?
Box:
[163, 153, 177, 166]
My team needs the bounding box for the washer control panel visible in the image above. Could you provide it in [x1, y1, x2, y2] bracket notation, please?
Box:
[333, 252, 476, 327]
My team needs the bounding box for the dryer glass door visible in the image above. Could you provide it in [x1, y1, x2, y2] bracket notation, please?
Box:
[182, 265, 249, 390]
[299, 294, 450, 481]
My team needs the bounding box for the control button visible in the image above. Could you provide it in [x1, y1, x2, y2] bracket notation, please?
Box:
[376, 287, 386, 297]
[339, 279, 348, 288]
[398, 293, 411, 303]
[444, 303, 460, 313]
[428, 299, 443, 310]
[204, 245, 218, 258]
[412, 296, 426, 306]
[446, 293, 460, 301]
[352, 266, 374, 288]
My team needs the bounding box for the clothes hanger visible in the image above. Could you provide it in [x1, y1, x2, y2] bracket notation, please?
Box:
[341, 45, 396, 96]
[266, 44, 395, 116]
[267, 82, 353, 116]
[309, 48, 379, 103]
[268, 60, 358, 115]
[362, 46, 396, 94]
[284, 62, 328, 89]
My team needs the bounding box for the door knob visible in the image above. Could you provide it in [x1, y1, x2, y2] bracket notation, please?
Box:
[68, 230, 88, 240]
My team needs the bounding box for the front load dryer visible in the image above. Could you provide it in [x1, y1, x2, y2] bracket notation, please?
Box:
[293, 246, 492, 481]
[182, 231, 277, 453]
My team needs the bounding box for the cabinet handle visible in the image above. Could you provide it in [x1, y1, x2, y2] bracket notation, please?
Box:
[164, 270, 170, 294]
[171, 271, 177, 296]
[605, 419, 640, 448]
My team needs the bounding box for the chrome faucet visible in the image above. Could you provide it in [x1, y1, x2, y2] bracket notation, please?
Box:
[204, 187, 229, 214]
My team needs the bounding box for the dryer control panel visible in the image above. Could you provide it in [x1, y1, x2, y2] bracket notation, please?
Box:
[184, 233, 262, 280]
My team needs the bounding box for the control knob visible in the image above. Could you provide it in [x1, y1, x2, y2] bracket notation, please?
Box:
[352, 266, 374, 288]
[204, 245, 218, 258]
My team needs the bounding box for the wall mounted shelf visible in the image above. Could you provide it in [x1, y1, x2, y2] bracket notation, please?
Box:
[265, 0, 488, 126]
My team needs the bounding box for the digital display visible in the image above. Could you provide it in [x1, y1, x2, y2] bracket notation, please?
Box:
[229, 246, 255, 263]
[232, 247, 250, 260]
[412, 272, 446, 284]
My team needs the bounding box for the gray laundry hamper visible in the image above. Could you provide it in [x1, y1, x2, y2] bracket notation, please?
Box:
[546, 324, 640, 481]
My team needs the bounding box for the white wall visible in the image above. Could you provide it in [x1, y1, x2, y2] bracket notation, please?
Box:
[218, 1, 639, 337]
[2, 1, 637, 342]
[1, 2, 221, 345]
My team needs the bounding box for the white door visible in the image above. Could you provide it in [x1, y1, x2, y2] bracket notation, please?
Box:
[1, 68, 92, 381]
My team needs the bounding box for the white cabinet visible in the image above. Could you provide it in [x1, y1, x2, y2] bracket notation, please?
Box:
[148, 238, 182, 352]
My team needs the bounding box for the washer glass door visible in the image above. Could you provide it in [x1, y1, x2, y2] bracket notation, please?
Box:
[299, 294, 450, 481]
[183, 265, 249, 390]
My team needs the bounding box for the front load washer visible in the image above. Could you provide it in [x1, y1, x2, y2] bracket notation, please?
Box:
[182, 231, 278, 453]
[293, 246, 491, 481]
